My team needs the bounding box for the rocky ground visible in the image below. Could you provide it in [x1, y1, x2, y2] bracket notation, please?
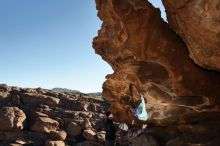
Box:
[0, 84, 107, 146]
[1, 84, 219, 146]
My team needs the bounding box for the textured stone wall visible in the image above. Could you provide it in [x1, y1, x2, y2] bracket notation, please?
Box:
[162, 0, 220, 71]
[93, 0, 220, 125]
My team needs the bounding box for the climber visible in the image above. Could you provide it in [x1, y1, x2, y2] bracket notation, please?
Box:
[104, 111, 117, 146]
[129, 84, 148, 121]
[119, 122, 147, 146]
[135, 94, 148, 121]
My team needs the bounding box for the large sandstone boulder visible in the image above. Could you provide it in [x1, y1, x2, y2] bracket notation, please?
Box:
[162, 0, 220, 71]
[60, 96, 88, 111]
[66, 122, 82, 137]
[93, 0, 220, 125]
[0, 107, 26, 131]
[30, 113, 59, 133]
[93, 0, 220, 145]
[20, 93, 60, 106]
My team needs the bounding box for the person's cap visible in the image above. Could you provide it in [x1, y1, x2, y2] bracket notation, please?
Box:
[105, 111, 112, 117]
[119, 123, 128, 131]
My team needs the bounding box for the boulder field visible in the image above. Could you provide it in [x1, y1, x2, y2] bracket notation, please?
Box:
[0, 84, 106, 146]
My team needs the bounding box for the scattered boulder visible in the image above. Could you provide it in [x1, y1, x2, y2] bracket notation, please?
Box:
[83, 129, 97, 141]
[97, 131, 105, 144]
[0, 107, 26, 131]
[10, 94, 21, 105]
[0, 92, 9, 104]
[0, 84, 11, 92]
[50, 130, 67, 141]
[91, 120, 104, 131]
[88, 104, 98, 112]
[30, 114, 59, 133]
[66, 122, 82, 137]
[80, 111, 92, 118]
[82, 119, 92, 129]
[45, 140, 65, 146]
[60, 96, 88, 111]
[0, 85, 105, 145]
[20, 93, 60, 106]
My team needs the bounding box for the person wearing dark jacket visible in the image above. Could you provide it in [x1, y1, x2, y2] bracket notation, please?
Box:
[104, 111, 116, 146]
[119, 123, 147, 146]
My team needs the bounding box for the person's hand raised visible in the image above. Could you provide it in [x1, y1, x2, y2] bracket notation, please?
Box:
[142, 124, 147, 129]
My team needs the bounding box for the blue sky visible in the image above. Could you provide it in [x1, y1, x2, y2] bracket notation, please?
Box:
[0, 0, 166, 93]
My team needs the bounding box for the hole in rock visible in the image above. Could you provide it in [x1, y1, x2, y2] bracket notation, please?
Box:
[148, 0, 167, 21]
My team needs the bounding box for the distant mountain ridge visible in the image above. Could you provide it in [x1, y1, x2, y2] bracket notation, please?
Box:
[52, 88, 81, 93]
[52, 87, 102, 96]
[87, 92, 102, 96]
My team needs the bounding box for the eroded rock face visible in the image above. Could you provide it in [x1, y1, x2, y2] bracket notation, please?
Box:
[162, 0, 220, 71]
[0, 107, 26, 131]
[93, 0, 220, 124]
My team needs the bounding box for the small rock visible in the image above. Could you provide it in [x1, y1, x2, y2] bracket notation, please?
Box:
[45, 140, 65, 146]
[14, 139, 27, 144]
[83, 129, 97, 141]
[88, 104, 97, 112]
[82, 119, 92, 129]
[97, 131, 105, 144]
[50, 130, 67, 141]
[80, 112, 92, 118]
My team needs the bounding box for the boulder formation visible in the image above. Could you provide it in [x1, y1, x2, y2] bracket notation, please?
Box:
[0, 107, 26, 131]
[162, 0, 220, 71]
[93, 0, 220, 123]
[93, 0, 220, 145]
